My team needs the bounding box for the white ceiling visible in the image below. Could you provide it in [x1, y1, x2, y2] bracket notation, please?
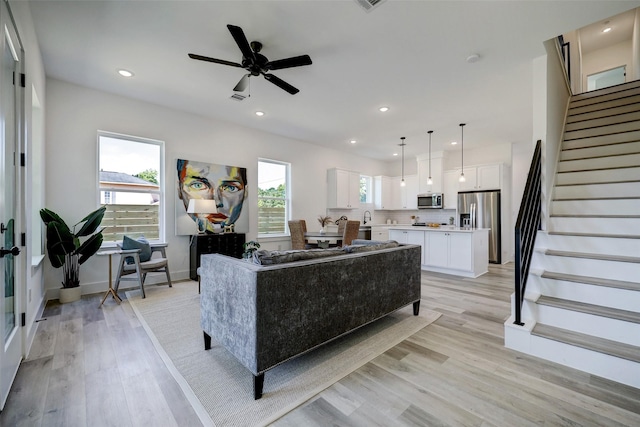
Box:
[27, 0, 639, 161]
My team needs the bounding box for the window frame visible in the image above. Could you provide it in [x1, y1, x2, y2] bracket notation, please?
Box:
[257, 158, 291, 238]
[97, 131, 165, 245]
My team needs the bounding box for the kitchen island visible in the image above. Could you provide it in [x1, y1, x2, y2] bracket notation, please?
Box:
[389, 226, 489, 278]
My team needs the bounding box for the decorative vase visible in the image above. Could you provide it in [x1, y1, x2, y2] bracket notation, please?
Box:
[319, 227, 326, 235]
[59, 286, 81, 304]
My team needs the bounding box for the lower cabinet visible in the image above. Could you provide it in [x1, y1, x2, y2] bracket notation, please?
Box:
[189, 233, 246, 280]
[389, 228, 488, 278]
[371, 226, 390, 241]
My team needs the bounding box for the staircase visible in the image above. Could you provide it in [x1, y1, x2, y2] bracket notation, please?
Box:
[505, 80, 640, 389]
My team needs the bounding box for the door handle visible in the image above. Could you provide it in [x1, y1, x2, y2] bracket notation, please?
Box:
[0, 246, 20, 258]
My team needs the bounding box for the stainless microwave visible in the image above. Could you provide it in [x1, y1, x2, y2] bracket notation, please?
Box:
[417, 193, 443, 209]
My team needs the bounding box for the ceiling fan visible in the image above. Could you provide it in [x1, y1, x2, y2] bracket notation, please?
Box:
[188, 24, 312, 95]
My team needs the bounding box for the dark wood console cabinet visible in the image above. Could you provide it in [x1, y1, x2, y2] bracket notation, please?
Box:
[189, 233, 246, 280]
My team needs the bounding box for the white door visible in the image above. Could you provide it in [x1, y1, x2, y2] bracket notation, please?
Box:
[0, 2, 23, 409]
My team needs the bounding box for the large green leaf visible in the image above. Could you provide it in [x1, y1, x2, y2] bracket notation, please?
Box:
[76, 206, 106, 237]
[77, 233, 104, 265]
[40, 208, 71, 234]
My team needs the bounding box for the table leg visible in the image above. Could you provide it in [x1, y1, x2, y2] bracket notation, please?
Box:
[100, 254, 122, 307]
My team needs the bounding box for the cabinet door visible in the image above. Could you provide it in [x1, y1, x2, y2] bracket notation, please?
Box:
[458, 166, 477, 191]
[405, 230, 425, 264]
[348, 171, 361, 208]
[477, 164, 500, 190]
[443, 170, 459, 210]
[389, 176, 402, 210]
[374, 176, 393, 210]
[402, 175, 418, 209]
[427, 232, 449, 268]
[371, 227, 389, 241]
[448, 232, 472, 271]
[389, 229, 407, 244]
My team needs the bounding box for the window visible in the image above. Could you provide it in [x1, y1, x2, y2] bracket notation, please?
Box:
[360, 175, 372, 203]
[258, 159, 290, 236]
[98, 132, 164, 243]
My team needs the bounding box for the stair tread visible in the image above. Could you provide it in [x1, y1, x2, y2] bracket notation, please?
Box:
[537, 295, 640, 324]
[555, 179, 640, 187]
[557, 164, 640, 173]
[545, 249, 640, 263]
[549, 213, 639, 218]
[541, 271, 640, 291]
[548, 231, 640, 239]
[532, 323, 640, 363]
[553, 196, 640, 201]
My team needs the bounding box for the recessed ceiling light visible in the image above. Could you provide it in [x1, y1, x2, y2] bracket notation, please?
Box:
[379, 106, 389, 112]
[393, 153, 398, 156]
[118, 69, 134, 77]
[350, 140, 357, 144]
[466, 54, 480, 63]
[602, 27, 612, 33]
[255, 111, 265, 116]
[451, 141, 458, 145]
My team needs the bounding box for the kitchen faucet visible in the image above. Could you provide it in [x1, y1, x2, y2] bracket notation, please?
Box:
[363, 210, 371, 224]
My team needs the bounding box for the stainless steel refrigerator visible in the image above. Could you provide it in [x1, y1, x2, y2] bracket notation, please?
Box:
[458, 190, 501, 264]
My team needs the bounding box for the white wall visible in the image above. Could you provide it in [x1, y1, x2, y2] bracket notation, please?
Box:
[44, 79, 389, 297]
[8, 0, 47, 355]
[583, 39, 633, 88]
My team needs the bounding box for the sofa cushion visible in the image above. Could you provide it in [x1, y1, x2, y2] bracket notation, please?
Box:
[351, 239, 398, 246]
[253, 247, 346, 265]
[344, 240, 399, 253]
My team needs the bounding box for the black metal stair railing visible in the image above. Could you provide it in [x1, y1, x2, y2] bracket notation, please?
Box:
[514, 140, 542, 326]
[558, 35, 571, 87]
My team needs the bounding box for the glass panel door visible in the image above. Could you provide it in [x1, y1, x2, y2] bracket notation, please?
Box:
[587, 66, 626, 91]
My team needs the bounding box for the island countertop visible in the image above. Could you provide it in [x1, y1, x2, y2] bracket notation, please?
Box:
[388, 225, 490, 233]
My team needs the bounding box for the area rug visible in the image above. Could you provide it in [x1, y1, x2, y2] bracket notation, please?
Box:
[127, 281, 440, 427]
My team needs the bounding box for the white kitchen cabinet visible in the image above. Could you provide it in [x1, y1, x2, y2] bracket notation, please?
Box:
[328, 168, 360, 209]
[374, 175, 393, 210]
[371, 226, 389, 241]
[443, 170, 459, 210]
[376, 174, 417, 210]
[417, 152, 443, 194]
[453, 164, 502, 192]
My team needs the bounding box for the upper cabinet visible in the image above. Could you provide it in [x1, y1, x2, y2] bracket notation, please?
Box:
[327, 168, 360, 209]
[375, 174, 417, 210]
[417, 152, 444, 194]
[454, 164, 503, 192]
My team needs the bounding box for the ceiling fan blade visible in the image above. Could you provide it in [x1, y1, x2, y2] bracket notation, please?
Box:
[267, 55, 312, 71]
[263, 73, 299, 95]
[234, 74, 250, 92]
[227, 24, 255, 62]
[188, 53, 243, 68]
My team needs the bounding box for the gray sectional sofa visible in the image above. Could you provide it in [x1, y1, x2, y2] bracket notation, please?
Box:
[199, 240, 422, 399]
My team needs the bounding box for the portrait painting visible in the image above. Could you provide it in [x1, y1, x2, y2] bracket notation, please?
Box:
[176, 159, 248, 235]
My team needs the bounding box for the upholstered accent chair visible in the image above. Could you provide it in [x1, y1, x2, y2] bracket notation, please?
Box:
[113, 238, 172, 298]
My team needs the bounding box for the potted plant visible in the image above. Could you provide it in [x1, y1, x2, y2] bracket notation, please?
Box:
[242, 240, 261, 260]
[40, 206, 106, 303]
[317, 215, 332, 234]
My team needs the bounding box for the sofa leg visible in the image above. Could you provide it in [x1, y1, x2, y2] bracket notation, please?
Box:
[203, 331, 212, 350]
[254, 373, 264, 400]
[413, 300, 420, 316]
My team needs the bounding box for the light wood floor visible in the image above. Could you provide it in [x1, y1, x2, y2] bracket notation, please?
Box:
[2, 264, 639, 426]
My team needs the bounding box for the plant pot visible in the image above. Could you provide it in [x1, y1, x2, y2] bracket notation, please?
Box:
[59, 286, 81, 304]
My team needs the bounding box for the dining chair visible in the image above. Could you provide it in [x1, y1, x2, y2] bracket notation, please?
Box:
[288, 220, 318, 250]
[342, 220, 360, 246]
[113, 239, 172, 299]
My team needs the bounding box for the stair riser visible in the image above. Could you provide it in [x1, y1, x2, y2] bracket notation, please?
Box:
[551, 199, 639, 216]
[556, 167, 640, 186]
[534, 253, 639, 282]
[527, 335, 640, 389]
[557, 153, 640, 172]
[565, 111, 640, 132]
[565, 121, 640, 141]
[571, 81, 640, 105]
[560, 141, 640, 161]
[554, 181, 639, 198]
[528, 275, 640, 312]
[563, 130, 640, 150]
[568, 93, 640, 117]
[535, 304, 640, 346]
[538, 233, 640, 257]
[548, 217, 639, 236]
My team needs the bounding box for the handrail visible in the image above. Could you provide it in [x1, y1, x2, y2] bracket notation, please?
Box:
[557, 35, 571, 87]
[514, 140, 542, 326]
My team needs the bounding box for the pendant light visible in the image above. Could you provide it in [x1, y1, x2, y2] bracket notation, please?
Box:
[399, 137, 406, 187]
[427, 130, 433, 185]
[459, 123, 466, 182]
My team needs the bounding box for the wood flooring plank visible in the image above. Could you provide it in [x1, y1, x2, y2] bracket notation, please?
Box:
[41, 364, 87, 427]
[0, 356, 52, 427]
[51, 318, 84, 370]
[26, 314, 60, 361]
[84, 367, 133, 427]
